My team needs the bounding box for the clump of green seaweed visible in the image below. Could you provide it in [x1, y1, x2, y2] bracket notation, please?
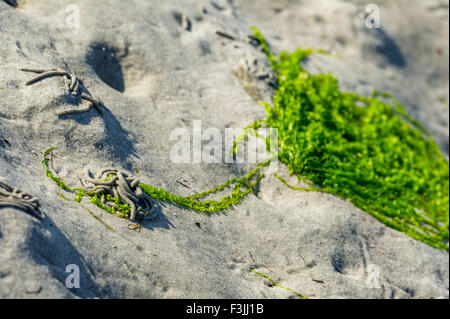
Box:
[42, 28, 448, 251]
[247, 27, 449, 251]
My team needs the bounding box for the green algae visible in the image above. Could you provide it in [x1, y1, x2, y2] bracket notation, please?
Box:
[248, 27, 449, 251]
[250, 269, 308, 299]
[41, 29, 448, 251]
[43, 147, 268, 218]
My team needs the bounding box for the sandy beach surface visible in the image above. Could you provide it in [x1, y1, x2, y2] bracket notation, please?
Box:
[0, 0, 448, 298]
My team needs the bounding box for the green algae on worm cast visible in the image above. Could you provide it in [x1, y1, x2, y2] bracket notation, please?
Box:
[248, 27, 449, 251]
[42, 147, 268, 217]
